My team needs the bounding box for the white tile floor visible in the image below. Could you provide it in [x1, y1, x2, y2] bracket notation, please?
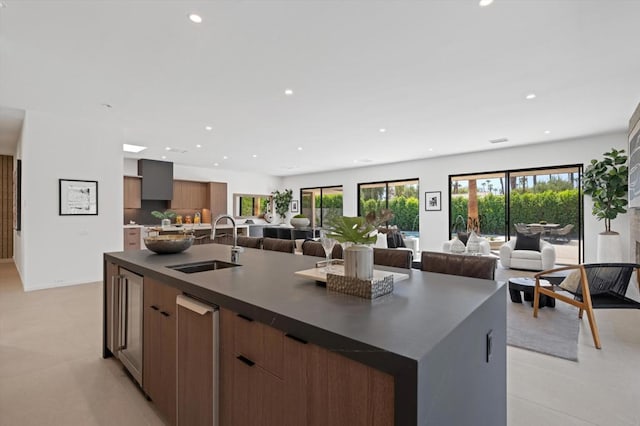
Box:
[0, 261, 638, 425]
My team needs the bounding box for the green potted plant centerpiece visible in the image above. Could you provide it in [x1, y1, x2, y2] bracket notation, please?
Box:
[583, 148, 628, 261]
[271, 189, 293, 224]
[151, 210, 176, 229]
[290, 213, 310, 229]
[326, 216, 377, 280]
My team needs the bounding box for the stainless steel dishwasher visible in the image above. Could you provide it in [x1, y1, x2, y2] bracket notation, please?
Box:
[176, 295, 219, 426]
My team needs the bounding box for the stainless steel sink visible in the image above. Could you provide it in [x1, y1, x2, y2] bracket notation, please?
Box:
[167, 260, 240, 274]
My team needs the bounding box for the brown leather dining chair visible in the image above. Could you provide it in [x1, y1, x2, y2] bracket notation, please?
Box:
[236, 236, 263, 249]
[373, 248, 413, 269]
[262, 237, 295, 254]
[420, 251, 496, 280]
[301, 240, 343, 259]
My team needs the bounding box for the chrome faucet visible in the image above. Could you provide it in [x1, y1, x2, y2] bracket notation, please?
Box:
[212, 214, 242, 263]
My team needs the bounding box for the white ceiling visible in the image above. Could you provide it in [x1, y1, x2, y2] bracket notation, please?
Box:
[1, 0, 639, 176]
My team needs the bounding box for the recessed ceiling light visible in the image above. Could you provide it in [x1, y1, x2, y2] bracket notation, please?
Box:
[188, 13, 202, 23]
[161, 155, 167, 159]
[379, 128, 387, 133]
[479, 0, 494, 7]
[101, 103, 113, 109]
[297, 147, 303, 151]
[428, 148, 433, 152]
[284, 89, 294, 96]
[165, 147, 171, 151]
[213, 162, 219, 166]
[196, 144, 202, 148]
[205, 125, 212, 131]
[122, 143, 147, 153]
[525, 93, 537, 100]
[252, 154, 258, 158]
[544, 130, 551, 134]
[223, 156, 228, 160]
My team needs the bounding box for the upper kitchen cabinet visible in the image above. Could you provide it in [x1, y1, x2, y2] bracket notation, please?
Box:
[208, 182, 228, 220]
[170, 180, 210, 210]
[123, 176, 141, 209]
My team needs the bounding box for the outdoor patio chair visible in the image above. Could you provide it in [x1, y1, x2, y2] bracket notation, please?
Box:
[514, 223, 531, 234]
[548, 224, 574, 244]
[533, 263, 640, 349]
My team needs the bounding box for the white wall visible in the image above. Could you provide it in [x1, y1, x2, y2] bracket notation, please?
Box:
[281, 132, 629, 263]
[124, 158, 282, 217]
[16, 111, 123, 291]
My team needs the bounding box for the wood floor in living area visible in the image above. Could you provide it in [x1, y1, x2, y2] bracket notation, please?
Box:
[1, 261, 639, 425]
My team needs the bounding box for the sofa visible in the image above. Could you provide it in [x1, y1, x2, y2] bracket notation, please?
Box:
[499, 237, 556, 271]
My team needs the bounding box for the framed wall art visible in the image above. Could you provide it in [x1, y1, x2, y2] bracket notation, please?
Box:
[59, 179, 98, 215]
[425, 191, 441, 211]
[290, 199, 299, 213]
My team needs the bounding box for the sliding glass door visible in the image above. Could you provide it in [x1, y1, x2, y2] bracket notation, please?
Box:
[508, 166, 582, 265]
[300, 186, 343, 228]
[450, 164, 582, 264]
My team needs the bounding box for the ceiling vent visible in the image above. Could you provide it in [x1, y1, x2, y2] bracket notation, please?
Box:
[489, 138, 509, 144]
[166, 147, 188, 154]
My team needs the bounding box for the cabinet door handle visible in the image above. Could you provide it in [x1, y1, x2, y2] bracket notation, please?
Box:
[236, 314, 253, 322]
[285, 333, 308, 345]
[160, 311, 170, 317]
[150, 305, 159, 311]
[236, 355, 255, 367]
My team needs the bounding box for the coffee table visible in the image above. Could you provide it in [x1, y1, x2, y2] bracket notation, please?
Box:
[508, 277, 555, 308]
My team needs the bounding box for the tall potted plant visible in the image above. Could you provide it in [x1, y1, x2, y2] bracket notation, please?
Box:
[583, 148, 628, 261]
[272, 189, 293, 223]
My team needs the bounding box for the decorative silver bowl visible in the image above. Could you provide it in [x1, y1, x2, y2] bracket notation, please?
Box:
[144, 234, 195, 254]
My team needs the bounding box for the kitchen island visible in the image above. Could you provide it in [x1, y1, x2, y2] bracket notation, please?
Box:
[104, 243, 506, 425]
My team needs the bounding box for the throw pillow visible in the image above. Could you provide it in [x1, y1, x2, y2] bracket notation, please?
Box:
[559, 269, 582, 293]
[457, 232, 469, 245]
[514, 231, 540, 252]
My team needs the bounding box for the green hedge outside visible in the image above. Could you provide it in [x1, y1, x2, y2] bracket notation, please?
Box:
[360, 196, 420, 231]
[451, 189, 579, 237]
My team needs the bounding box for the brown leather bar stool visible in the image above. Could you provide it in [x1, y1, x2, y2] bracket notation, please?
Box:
[420, 251, 496, 280]
[262, 237, 295, 254]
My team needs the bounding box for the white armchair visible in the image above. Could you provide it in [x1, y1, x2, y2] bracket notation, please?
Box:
[443, 237, 491, 255]
[499, 238, 556, 271]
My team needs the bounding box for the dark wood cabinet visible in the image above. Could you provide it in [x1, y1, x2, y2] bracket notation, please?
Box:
[220, 308, 393, 426]
[123, 227, 140, 250]
[176, 296, 217, 426]
[143, 277, 181, 426]
[208, 182, 227, 222]
[170, 180, 209, 209]
[123, 176, 141, 209]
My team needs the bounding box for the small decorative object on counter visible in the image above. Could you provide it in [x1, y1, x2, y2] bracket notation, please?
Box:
[185, 215, 192, 224]
[151, 210, 176, 230]
[325, 216, 377, 280]
[194, 212, 201, 225]
[326, 273, 393, 299]
[176, 215, 183, 225]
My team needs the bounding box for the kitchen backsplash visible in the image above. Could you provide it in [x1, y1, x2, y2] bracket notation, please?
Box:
[124, 200, 211, 225]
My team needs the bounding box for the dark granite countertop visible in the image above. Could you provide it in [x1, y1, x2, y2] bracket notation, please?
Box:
[105, 243, 503, 373]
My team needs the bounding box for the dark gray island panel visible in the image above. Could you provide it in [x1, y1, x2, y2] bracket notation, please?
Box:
[103, 243, 506, 425]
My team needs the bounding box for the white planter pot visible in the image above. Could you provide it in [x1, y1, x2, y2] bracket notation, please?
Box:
[597, 233, 622, 262]
[290, 217, 310, 228]
[344, 244, 373, 280]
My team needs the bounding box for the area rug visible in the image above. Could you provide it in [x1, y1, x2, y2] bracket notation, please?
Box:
[507, 294, 581, 361]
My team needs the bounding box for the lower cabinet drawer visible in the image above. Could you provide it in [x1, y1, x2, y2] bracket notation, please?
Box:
[229, 310, 284, 377]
